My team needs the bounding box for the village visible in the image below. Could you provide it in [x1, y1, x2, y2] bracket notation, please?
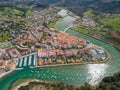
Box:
[0, 7, 108, 77]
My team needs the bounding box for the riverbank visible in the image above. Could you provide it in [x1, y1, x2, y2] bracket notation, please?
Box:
[12, 79, 60, 90]
[17, 80, 83, 90]
[12, 79, 40, 90]
[0, 70, 13, 79]
[0, 68, 24, 80]
[17, 73, 120, 90]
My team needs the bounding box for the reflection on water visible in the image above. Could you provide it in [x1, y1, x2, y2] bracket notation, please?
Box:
[87, 64, 108, 85]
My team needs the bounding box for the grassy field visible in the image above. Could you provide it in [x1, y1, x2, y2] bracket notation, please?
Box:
[83, 10, 95, 18]
[100, 16, 120, 31]
[0, 5, 31, 18]
[73, 27, 88, 34]
[48, 18, 62, 28]
[48, 22, 55, 28]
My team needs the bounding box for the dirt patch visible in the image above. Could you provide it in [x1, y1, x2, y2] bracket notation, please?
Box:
[110, 31, 120, 40]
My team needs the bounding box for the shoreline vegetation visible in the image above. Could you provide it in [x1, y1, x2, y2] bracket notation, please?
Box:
[12, 79, 40, 90]
[16, 73, 120, 90]
[14, 79, 94, 90]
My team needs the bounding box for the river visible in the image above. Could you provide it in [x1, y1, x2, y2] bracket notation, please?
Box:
[0, 16, 120, 90]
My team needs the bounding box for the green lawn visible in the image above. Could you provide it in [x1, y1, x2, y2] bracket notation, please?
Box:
[100, 16, 120, 31]
[0, 33, 12, 40]
[0, 5, 31, 19]
[0, 39, 4, 43]
[48, 18, 62, 28]
[83, 10, 95, 18]
[48, 22, 55, 28]
[25, 10, 32, 17]
[73, 27, 88, 34]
